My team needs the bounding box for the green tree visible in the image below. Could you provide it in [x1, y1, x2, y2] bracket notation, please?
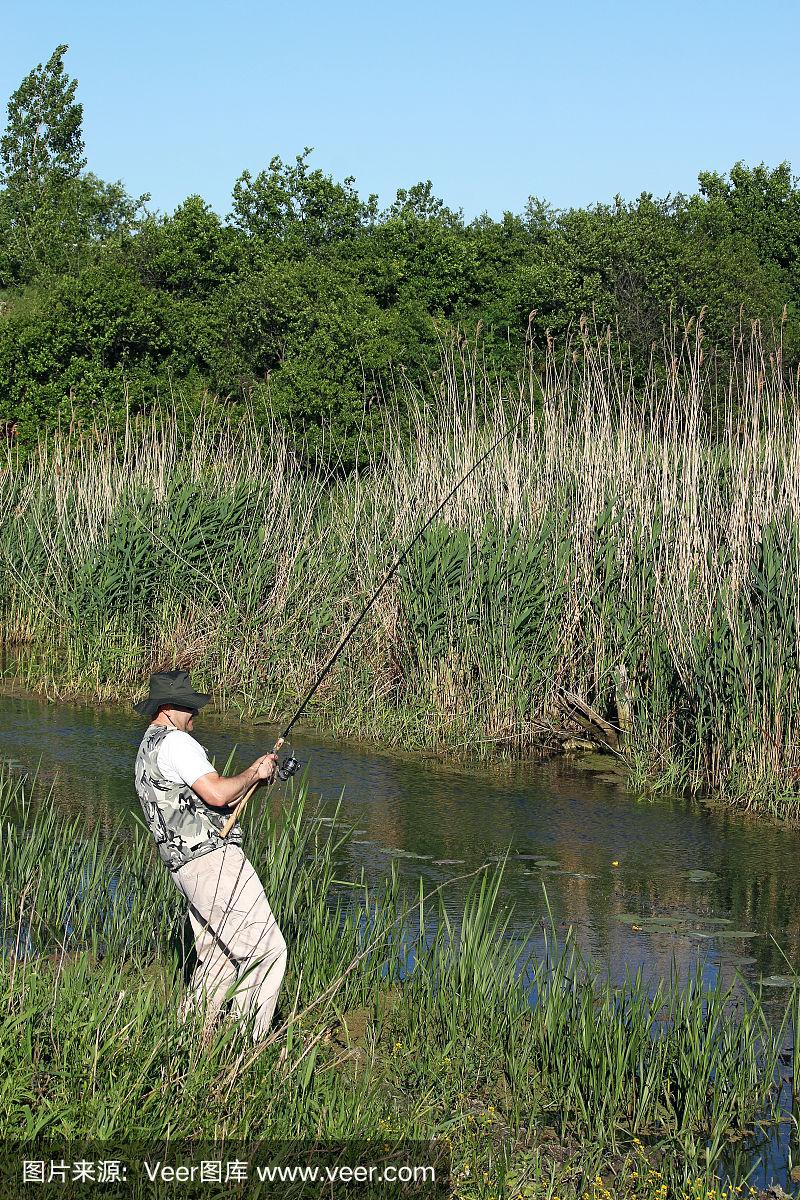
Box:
[0, 44, 85, 280]
[697, 161, 800, 275]
[1, 44, 84, 190]
[0, 45, 144, 283]
[691, 163, 800, 347]
[0, 260, 194, 439]
[230, 148, 378, 255]
[131, 196, 241, 297]
[203, 254, 406, 457]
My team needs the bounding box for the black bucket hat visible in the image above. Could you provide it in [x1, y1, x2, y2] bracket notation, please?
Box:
[133, 669, 211, 719]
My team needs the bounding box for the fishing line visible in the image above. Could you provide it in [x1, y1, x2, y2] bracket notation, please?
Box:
[221, 404, 534, 836]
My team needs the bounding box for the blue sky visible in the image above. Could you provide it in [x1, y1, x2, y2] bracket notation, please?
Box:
[2, 0, 798, 221]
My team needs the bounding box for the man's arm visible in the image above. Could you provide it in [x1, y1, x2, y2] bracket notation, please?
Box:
[192, 754, 278, 809]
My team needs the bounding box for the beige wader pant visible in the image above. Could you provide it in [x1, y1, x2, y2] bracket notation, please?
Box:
[172, 844, 287, 1040]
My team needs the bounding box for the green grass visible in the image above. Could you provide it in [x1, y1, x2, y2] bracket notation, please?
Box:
[3, 327, 800, 816]
[0, 763, 794, 1199]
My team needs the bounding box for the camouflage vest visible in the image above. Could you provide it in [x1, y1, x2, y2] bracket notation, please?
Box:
[134, 724, 243, 871]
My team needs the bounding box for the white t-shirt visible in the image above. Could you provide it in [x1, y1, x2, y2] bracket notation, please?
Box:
[156, 730, 215, 789]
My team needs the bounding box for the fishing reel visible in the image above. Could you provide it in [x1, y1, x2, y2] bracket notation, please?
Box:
[277, 754, 301, 781]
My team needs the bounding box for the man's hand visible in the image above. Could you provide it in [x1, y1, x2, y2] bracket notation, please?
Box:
[255, 753, 279, 784]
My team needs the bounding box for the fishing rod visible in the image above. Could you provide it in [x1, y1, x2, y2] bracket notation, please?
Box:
[220, 407, 531, 838]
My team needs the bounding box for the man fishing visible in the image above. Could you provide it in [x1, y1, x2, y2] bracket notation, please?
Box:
[133, 668, 287, 1040]
[127, 422, 523, 1040]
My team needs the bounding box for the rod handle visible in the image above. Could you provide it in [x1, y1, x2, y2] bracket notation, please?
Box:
[219, 737, 285, 838]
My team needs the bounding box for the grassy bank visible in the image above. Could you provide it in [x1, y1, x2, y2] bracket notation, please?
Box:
[3, 328, 800, 815]
[0, 762, 796, 1198]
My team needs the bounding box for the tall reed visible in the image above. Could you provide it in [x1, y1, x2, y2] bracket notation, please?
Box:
[3, 322, 800, 814]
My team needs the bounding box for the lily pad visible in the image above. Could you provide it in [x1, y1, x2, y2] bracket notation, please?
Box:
[616, 913, 646, 924]
[685, 869, 719, 883]
[637, 920, 691, 935]
[531, 858, 561, 869]
[760, 975, 800, 988]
